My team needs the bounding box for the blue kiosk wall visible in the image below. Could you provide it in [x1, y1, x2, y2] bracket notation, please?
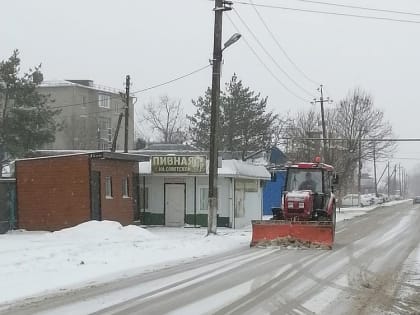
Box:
[262, 170, 286, 216]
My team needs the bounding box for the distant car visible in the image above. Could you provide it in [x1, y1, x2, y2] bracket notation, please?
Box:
[376, 193, 387, 204]
[413, 196, 420, 204]
[341, 194, 371, 207]
[365, 193, 379, 205]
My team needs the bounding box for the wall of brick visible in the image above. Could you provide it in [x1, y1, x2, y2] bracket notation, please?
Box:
[91, 159, 138, 226]
[16, 155, 91, 231]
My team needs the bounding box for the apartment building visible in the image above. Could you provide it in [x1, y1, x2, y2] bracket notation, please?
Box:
[37, 80, 134, 151]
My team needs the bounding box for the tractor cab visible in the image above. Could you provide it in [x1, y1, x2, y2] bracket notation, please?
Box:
[279, 162, 337, 221]
[251, 159, 338, 248]
[286, 168, 323, 194]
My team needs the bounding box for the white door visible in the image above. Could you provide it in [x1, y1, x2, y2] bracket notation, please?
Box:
[165, 184, 185, 226]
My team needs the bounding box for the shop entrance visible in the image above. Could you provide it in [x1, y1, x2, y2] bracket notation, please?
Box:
[164, 184, 185, 226]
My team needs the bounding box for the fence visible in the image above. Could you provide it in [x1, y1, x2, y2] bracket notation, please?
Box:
[0, 178, 16, 234]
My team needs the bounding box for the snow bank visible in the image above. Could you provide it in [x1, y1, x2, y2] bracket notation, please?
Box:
[0, 200, 411, 305]
[51, 220, 158, 241]
[0, 221, 250, 304]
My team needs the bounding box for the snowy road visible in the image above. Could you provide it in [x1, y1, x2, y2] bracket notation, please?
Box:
[2, 201, 420, 315]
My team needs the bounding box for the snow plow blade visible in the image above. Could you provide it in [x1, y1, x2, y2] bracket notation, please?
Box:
[251, 220, 334, 249]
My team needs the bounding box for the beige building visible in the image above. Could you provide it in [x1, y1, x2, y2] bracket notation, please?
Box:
[37, 80, 134, 151]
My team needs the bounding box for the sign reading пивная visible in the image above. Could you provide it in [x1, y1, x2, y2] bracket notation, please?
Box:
[151, 156, 206, 174]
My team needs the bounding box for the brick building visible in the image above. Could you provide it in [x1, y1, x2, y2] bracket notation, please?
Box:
[15, 152, 145, 231]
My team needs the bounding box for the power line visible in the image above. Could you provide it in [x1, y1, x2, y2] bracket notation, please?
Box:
[249, 0, 320, 86]
[291, 0, 420, 17]
[389, 157, 420, 161]
[51, 94, 123, 110]
[233, 1, 420, 24]
[48, 64, 211, 110]
[226, 14, 310, 103]
[233, 9, 315, 97]
[132, 64, 211, 93]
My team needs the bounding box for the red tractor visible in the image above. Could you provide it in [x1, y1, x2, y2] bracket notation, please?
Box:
[251, 159, 338, 248]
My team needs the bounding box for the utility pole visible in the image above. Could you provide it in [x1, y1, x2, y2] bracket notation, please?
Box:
[208, 0, 233, 235]
[373, 143, 377, 196]
[358, 132, 362, 206]
[393, 164, 397, 195]
[398, 163, 402, 197]
[312, 85, 332, 163]
[387, 161, 390, 198]
[124, 75, 130, 153]
[111, 112, 124, 152]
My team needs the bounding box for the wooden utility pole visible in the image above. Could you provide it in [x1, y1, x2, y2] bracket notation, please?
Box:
[208, 0, 224, 235]
[124, 75, 130, 153]
[208, 0, 234, 235]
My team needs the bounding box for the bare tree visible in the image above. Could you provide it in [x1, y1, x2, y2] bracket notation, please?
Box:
[270, 115, 292, 148]
[282, 89, 395, 194]
[283, 109, 323, 162]
[328, 88, 395, 193]
[140, 95, 187, 144]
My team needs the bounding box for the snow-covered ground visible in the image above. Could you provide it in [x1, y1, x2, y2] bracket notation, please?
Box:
[0, 200, 415, 305]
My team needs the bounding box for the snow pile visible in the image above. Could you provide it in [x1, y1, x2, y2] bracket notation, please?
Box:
[255, 236, 332, 250]
[0, 222, 250, 304]
[51, 220, 158, 241]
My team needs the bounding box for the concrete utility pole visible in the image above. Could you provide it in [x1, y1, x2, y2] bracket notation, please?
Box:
[111, 112, 124, 152]
[393, 164, 397, 195]
[399, 164, 402, 197]
[373, 143, 378, 196]
[358, 132, 362, 206]
[387, 161, 390, 198]
[124, 75, 130, 153]
[312, 85, 332, 163]
[208, 0, 237, 235]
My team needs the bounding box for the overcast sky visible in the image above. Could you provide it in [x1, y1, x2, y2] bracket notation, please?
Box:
[2, 0, 420, 172]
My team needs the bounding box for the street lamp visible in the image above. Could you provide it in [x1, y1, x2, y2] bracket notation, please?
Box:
[208, 14, 241, 235]
[223, 33, 241, 51]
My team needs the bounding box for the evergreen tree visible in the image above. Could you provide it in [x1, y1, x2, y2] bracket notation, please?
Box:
[0, 50, 61, 158]
[187, 88, 220, 149]
[222, 74, 277, 158]
[188, 74, 279, 158]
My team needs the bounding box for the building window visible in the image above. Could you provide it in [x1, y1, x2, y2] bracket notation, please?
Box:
[98, 94, 111, 108]
[245, 180, 258, 192]
[122, 177, 130, 197]
[200, 187, 209, 211]
[140, 187, 149, 210]
[98, 117, 112, 150]
[236, 179, 258, 192]
[114, 103, 119, 114]
[105, 176, 113, 198]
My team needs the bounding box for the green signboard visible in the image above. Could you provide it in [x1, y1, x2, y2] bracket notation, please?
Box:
[151, 155, 206, 174]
